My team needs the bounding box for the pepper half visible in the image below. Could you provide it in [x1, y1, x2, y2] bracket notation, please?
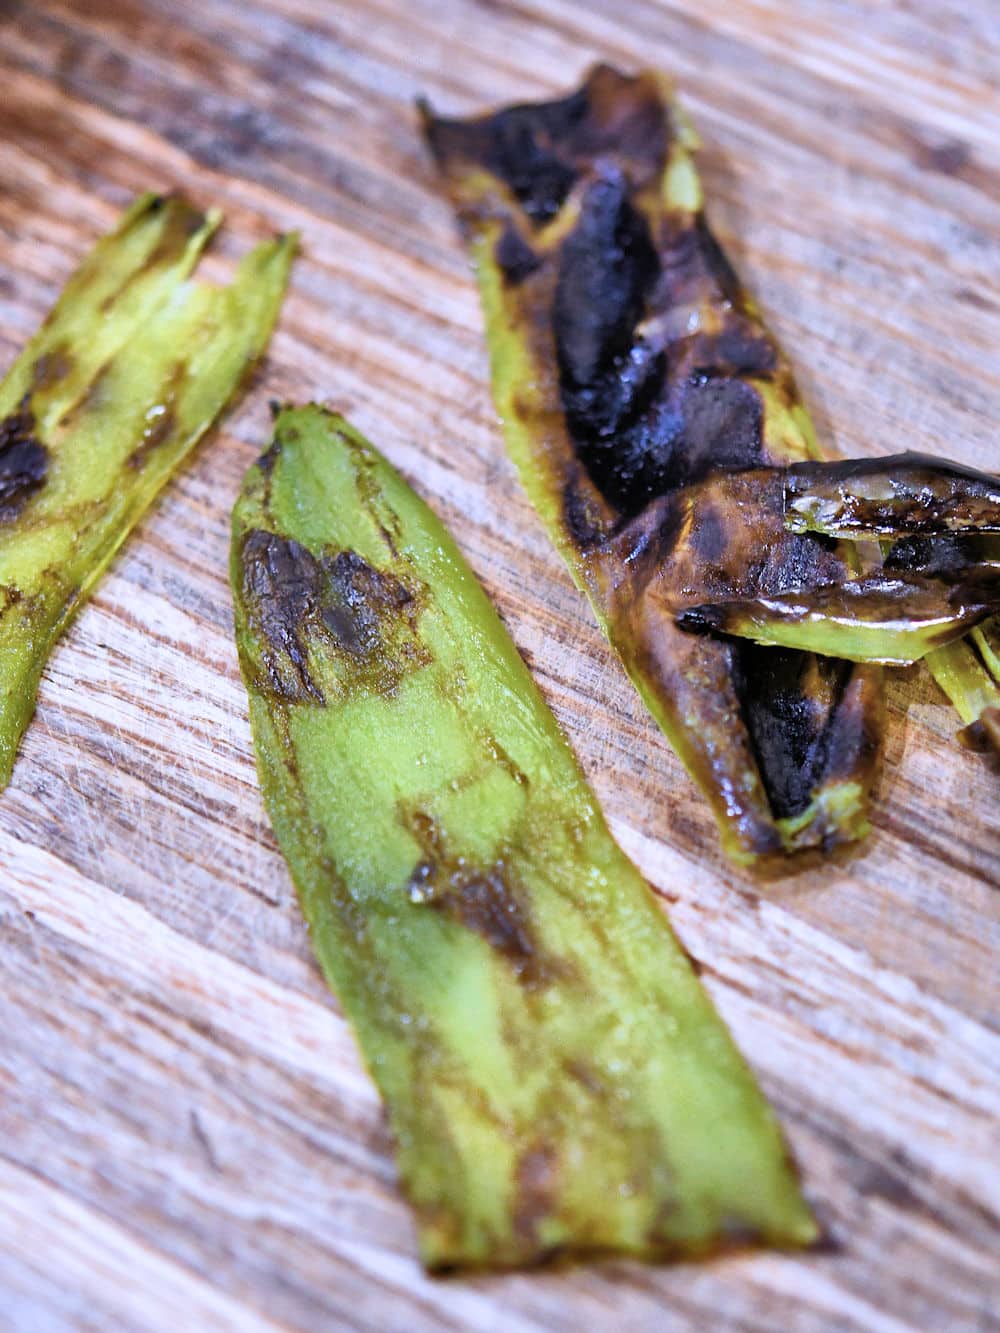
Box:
[0, 194, 295, 787]
[421, 65, 883, 866]
[231, 403, 816, 1270]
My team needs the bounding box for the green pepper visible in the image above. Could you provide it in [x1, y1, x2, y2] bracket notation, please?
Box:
[0, 194, 295, 787]
[421, 65, 883, 866]
[231, 403, 816, 1270]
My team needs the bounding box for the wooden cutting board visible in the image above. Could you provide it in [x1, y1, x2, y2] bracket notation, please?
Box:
[1, 2, 997, 1329]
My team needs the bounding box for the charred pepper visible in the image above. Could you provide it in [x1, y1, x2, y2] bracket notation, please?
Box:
[679, 456, 1000, 666]
[231, 404, 816, 1270]
[421, 65, 883, 866]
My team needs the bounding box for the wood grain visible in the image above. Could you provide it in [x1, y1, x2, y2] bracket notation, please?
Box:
[0, 1, 997, 1328]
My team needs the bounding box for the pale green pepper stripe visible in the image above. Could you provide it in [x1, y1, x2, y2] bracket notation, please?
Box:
[0, 201, 295, 788]
[679, 577, 1000, 665]
[231, 404, 816, 1270]
[0, 193, 219, 432]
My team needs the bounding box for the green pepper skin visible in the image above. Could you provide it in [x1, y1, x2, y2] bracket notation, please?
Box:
[421, 66, 883, 866]
[231, 404, 816, 1271]
[927, 621, 1000, 755]
[678, 575, 1000, 665]
[0, 195, 295, 787]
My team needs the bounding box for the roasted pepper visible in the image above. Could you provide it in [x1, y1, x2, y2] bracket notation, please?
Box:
[0, 193, 295, 787]
[231, 403, 816, 1270]
[421, 65, 883, 866]
[678, 458, 1000, 664]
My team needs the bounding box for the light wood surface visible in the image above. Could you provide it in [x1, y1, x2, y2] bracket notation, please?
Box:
[1, 2, 997, 1329]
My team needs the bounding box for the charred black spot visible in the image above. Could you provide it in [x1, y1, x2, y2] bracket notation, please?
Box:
[424, 66, 670, 228]
[673, 376, 763, 482]
[708, 325, 778, 377]
[687, 501, 728, 567]
[240, 530, 422, 703]
[495, 224, 541, 284]
[553, 173, 669, 514]
[424, 86, 586, 224]
[675, 604, 723, 636]
[0, 406, 48, 521]
[483, 93, 586, 223]
[733, 644, 852, 819]
[258, 439, 281, 474]
[760, 530, 842, 594]
[555, 171, 659, 392]
[885, 534, 983, 580]
[551, 177, 767, 517]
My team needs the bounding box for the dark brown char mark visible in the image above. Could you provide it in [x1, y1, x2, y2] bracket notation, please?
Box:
[423, 66, 883, 850]
[0, 405, 49, 521]
[404, 809, 556, 987]
[240, 527, 428, 704]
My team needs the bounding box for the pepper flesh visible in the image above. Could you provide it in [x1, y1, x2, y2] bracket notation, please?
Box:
[678, 574, 1000, 665]
[421, 65, 883, 866]
[231, 404, 816, 1270]
[0, 194, 295, 787]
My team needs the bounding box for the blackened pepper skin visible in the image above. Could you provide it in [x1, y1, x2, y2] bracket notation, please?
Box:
[422, 65, 883, 864]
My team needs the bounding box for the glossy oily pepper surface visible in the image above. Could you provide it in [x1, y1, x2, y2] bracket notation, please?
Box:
[0, 193, 295, 787]
[421, 65, 883, 866]
[231, 404, 816, 1270]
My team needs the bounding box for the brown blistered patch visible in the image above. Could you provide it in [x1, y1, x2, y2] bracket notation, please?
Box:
[0, 404, 48, 522]
[404, 810, 554, 987]
[513, 1143, 558, 1243]
[240, 529, 429, 704]
[31, 344, 74, 394]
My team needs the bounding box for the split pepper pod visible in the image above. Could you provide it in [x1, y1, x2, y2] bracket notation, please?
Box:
[231, 404, 816, 1269]
[0, 193, 295, 787]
